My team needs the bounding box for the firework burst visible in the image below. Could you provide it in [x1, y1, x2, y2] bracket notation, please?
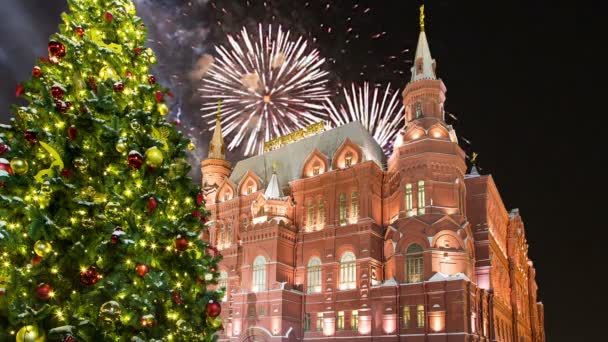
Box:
[324, 82, 405, 153]
[199, 24, 330, 156]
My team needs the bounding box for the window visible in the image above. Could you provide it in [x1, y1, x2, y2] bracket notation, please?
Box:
[415, 103, 422, 118]
[317, 313, 323, 331]
[242, 216, 249, 228]
[307, 257, 322, 294]
[339, 193, 347, 226]
[317, 200, 325, 229]
[313, 162, 320, 176]
[406, 244, 423, 283]
[252, 255, 267, 292]
[345, 152, 353, 167]
[403, 306, 411, 328]
[416, 304, 425, 328]
[247, 185, 253, 195]
[304, 313, 311, 331]
[350, 191, 358, 222]
[339, 252, 356, 290]
[218, 223, 225, 246]
[226, 221, 232, 245]
[417, 180, 425, 215]
[224, 192, 231, 201]
[307, 202, 315, 229]
[218, 271, 228, 302]
[405, 183, 413, 213]
[337, 311, 345, 330]
[351, 310, 359, 331]
[259, 306, 265, 317]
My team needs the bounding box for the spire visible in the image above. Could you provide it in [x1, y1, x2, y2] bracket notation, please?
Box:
[411, 4, 437, 82]
[264, 163, 284, 199]
[207, 101, 225, 160]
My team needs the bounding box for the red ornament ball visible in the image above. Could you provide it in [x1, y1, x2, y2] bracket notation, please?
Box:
[111, 227, 123, 245]
[0, 143, 9, 156]
[133, 47, 142, 55]
[88, 77, 98, 92]
[63, 334, 77, 342]
[113, 81, 124, 92]
[68, 125, 78, 141]
[206, 301, 222, 317]
[60, 168, 73, 178]
[32, 66, 42, 78]
[24, 130, 38, 144]
[105, 11, 113, 22]
[55, 100, 69, 113]
[127, 151, 143, 169]
[15, 84, 24, 97]
[0, 160, 14, 175]
[32, 255, 43, 266]
[147, 197, 158, 214]
[140, 315, 156, 327]
[192, 210, 201, 218]
[136, 264, 149, 277]
[148, 75, 156, 84]
[75, 26, 85, 37]
[171, 290, 184, 305]
[155, 91, 163, 103]
[196, 193, 204, 206]
[175, 237, 189, 251]
[48, 41, 66, 60]
[51, 85, 64, 99]
[80, 266, 101, 285]
[36, 283, 53, 300]
[125, 71, 133, 78]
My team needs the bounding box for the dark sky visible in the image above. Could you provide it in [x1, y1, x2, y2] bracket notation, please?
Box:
[0, 1, 591, 340]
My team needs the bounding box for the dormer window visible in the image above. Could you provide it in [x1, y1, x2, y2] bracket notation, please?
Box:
[313, 163, 320, 176]
[415, 103, 422, 118]
[345, 152, 353, 167]
[224, 192, 231, 202]
[247, 186, 253, 195]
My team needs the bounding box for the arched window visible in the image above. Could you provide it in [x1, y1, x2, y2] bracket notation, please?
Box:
[350, 191, 358, 222]
[345, 152, 353, 167]
[339, 252, 356, 290]
[417, 180, 426, 215]
[218, 271, 228, 302]
[252, 256, 267, 292]
[307, 257, 322, 294]
[317, 200, 325, 229]
[339, 193, 347, 226]
[406, 244, 423, 283]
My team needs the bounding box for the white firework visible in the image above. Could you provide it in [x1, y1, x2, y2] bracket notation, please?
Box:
[324, 82, 405, 153]
[199, 24, 330, 156]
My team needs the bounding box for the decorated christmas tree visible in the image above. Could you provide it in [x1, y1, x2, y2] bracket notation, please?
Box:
[0, 0, 223, 340]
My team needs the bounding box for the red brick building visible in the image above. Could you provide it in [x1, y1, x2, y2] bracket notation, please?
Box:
[201, 21, 545, 342]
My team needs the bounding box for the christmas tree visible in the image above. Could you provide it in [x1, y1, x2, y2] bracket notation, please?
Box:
[0, 0, 223, 340]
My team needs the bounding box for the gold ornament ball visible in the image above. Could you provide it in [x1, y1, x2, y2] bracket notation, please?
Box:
[99, 65, 118, 80]
[116, 140, 128, 153]
[16, 325, 45, 342]
[157, 103, 169, 116]
[100, 300, 122, 322]
[206, 316, 223, 329]
[10, 158, 28, 175]
[130, 120, 141, 131]
[187, 142, 195, 151]
[33, 240, 52, 257]
[145, 147, 164, 167]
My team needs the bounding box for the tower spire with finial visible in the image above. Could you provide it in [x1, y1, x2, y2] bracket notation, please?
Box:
[208, 101, 226, 160]
[411, 4, 436, 82]
[420, 4, 425, 32]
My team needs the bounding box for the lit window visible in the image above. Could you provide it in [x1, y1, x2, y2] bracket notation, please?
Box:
[406, 244, 423, 283]
[317, 200, 325, 229]
[350, 191, 358, 222]
[415, 103, 422, 118]
[304, 313, 311, 331]
[405, 183, 413, 214]
[403, 306, 411, 328]
[345, 152, 353, 167]
[259, 306, 265, 317]
[417, 304, 425, 328]
[226, 221, 232, 245]
[252, 255, 266, 292]
[224, 192, 231, 202]
[218, 223, 225, 246]
[313, 162, 320, 176]
[242, 216, 249, 228]
[218, 271, 228, 302]
[339, 252, 356, 290]
[337, 311, 345, 330]
[417, 180, 425, 215]
[317, 313, 323, 331]
[339, 193, 347, 226]
[351, 310, 359, 331]
[307, 257, 322, 293]
[247, 185, 253, 195]
[307, 202, 315, 230]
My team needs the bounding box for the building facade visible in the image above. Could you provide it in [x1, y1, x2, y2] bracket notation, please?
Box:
[201, 21, 545, 342]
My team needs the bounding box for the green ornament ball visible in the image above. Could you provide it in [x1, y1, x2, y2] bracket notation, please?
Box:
[116, 140, 128, 153]
[16, 325, 45, 342]
[145, 146, 164, 167]
[130, 120, 141, 131]
[10, 158, 28, 175]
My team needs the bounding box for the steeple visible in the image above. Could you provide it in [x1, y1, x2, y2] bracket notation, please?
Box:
[208, 101, 225, 160]
[411, 5, 437, 82]
[264, 163, 284, 199]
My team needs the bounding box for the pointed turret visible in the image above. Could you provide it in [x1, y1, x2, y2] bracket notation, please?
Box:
[201, 101, 232, 204]
[264, 164, 284, 199]
[411, 5, 437, 82]
[208, 103, 226, 160]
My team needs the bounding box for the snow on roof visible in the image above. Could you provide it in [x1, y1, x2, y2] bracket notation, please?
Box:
[428, 272, 471, 282]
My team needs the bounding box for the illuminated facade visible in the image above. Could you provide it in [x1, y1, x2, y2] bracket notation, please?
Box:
[201, 18, 545, 342]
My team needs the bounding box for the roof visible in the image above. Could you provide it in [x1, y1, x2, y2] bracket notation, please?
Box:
[410, 30, 437, 82]
[229, 121, 385, 188]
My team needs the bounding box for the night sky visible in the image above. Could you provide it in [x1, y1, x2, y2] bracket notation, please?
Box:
[0, 1, 591, 340]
